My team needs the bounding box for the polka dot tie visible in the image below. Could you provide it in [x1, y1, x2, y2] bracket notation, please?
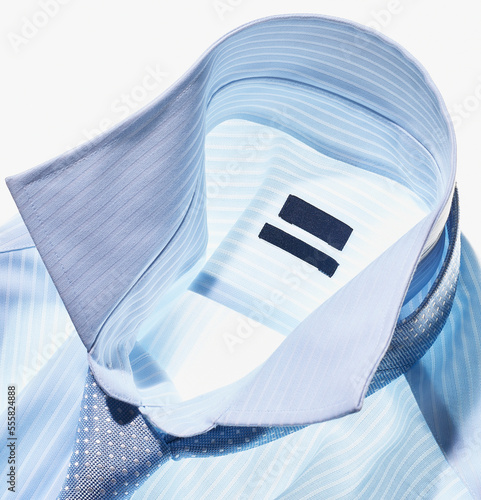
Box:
[58, 371, 303, 499]
[58, 372, 170, 499]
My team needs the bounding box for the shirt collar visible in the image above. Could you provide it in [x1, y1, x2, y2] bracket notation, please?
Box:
[6, 14, 456, 436]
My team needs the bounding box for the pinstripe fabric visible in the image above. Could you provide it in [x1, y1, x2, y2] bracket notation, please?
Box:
[406, 235, 481, 495]
[1, 13, 479, 500]
[0, 225, 75, 409]
[0, 332, 87, 499]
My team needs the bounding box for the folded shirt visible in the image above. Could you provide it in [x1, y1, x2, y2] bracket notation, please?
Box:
[1, 13, 480, 499]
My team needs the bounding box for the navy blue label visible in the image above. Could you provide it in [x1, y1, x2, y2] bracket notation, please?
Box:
[258, 223, 339, 278]
[279, 195, 352, 251]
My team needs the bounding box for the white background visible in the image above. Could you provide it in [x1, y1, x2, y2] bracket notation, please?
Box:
[1, 0, 481, 250]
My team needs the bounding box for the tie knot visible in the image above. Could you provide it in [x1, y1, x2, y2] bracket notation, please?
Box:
[59, 371, 170, 499]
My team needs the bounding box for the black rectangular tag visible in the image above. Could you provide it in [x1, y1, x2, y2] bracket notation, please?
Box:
[279, 195, 353, 251]
[258, 223, 339, 277]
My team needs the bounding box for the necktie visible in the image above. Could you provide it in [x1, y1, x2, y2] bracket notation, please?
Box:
[59, 370, 304, 499]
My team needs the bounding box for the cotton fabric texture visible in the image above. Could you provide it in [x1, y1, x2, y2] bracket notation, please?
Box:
[1, 14, 480, 499]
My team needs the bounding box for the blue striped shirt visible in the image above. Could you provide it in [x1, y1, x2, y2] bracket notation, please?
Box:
[1, 14, 480, 499]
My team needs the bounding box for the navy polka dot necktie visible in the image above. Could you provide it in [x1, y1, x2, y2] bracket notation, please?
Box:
[58, 371, 303, 499]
